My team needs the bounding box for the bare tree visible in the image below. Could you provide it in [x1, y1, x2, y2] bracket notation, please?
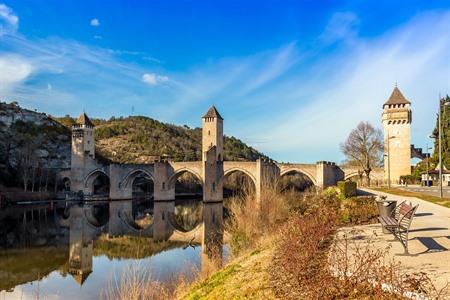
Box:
[17, 134, 41, 192]
[341, 122, 383, 186]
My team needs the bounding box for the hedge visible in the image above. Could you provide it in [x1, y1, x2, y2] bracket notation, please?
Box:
[337, 181, 357, 198]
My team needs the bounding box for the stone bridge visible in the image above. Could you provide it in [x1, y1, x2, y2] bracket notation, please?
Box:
[68, 159, 347, 202]
[63, 106, 384, 202]
[341, 167, 384, 183]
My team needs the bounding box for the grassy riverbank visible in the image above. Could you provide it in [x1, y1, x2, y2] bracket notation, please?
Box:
[105, 188, 447, 299]
[179, 188, 446, 300]
[371, 187, 450, 208]
[182, 237, 277, 299]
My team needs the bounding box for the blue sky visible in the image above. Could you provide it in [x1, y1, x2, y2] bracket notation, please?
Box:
[0, 1, 449, 163]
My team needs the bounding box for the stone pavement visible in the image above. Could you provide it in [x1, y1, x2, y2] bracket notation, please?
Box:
[339, 188, 450, 296]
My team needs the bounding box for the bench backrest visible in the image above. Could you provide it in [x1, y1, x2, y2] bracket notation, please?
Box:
[394, 201, 418, 227]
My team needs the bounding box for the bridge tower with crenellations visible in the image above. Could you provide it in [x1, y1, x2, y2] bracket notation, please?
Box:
[71, 112, 96, 192]
[201, 106, 224, 203]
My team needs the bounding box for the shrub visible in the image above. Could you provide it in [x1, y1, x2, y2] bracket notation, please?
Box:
[341, 196, 379, 225]
[337, 181, 357, 198]
[271, 204, 447, 299]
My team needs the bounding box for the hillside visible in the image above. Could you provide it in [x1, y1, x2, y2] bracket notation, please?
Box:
[55, 115, 268, 163]
[0, 101, 267, 189]
[0, 102, 71, 188]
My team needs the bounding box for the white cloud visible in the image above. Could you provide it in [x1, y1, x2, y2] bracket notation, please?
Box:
[47, 83, 52, 91]
[90, 18, 100, 27]
[249, 11, 450, 162]
[0, 55, 32, 91]
[142, 73, 169, 86]
[320, 12, 359, 44]
[0, 3, 18, 35]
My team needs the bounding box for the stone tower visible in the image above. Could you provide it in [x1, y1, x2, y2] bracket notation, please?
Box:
[201, 106, 224, 203]
[202, 106, 223, 162]
[71, 112, 95, 191]
[382, 86, 412, 183]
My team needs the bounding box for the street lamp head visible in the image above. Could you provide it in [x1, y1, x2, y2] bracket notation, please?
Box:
[430, 134, 437, 140]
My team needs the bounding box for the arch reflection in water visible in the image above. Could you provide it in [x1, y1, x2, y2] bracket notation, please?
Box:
[0, 200, 227, 298]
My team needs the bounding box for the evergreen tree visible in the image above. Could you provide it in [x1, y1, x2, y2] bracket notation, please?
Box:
[431, 95, 450, 168]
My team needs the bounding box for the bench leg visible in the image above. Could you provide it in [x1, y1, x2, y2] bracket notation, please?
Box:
[396, 229, 413, 256]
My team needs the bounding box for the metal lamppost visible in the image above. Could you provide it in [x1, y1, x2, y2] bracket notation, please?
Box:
[385, 134, 396, 189]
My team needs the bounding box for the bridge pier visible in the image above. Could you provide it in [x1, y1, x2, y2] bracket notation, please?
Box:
[152, 201, 175, 242]
[201, 202, 224, 275]
[315, 161, 345, 189]
[154, 161, 175, 201]
[108, 200, 133, 237]
[255, 159, 280, 202]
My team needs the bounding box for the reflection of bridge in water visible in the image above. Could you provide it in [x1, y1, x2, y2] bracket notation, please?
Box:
[0, 199, 221, 288]
[58, 106, 384, 277]
[63, 199, 224, 282]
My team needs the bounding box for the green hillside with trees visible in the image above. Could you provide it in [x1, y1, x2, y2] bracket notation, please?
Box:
[0, 101, 267, 190]
[55, 115, 268, 163]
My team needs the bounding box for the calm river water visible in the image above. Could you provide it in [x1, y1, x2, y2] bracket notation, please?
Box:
[0, 198, 228, 300]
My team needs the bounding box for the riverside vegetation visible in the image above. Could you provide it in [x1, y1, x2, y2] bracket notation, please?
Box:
[105, 186, 448, 300]
[0, 101, 267, 190]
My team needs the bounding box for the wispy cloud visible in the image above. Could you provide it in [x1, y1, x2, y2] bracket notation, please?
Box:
[319, 12, 359, 45]
[90, 18, 100, 27]
[249, 11, 450, 162]
[142, 73, 169, 86]
[0, 54, 32, 92]
[0, 5, 448, 163]
[0, 3, 18, 35]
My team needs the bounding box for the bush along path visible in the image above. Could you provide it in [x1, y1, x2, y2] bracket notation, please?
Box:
[179, 188, 448, 300]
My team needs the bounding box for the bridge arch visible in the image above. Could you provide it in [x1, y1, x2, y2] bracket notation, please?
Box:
[279, 168, 317, 186]
[224, 167, 258, 197]
[120, 169, 155, 189]
[84, 169, 110, 195]
[61, 177, 71, 192]
[224, 167, 257, 188]
[168, 168, 203, 189]
[344, 172, 364, 180]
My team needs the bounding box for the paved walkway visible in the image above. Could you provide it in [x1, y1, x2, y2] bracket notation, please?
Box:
[340, 188, 450, 296]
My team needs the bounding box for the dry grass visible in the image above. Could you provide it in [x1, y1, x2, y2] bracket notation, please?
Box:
[181, 236, 278, 300]
[270, 194, 449, 300]
[105, 186, 449, 299]
[101, 262, 196, 300]
[225, 183, 290, 256]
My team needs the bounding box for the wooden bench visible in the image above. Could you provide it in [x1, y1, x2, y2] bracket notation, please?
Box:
[378, 201, 419, 255]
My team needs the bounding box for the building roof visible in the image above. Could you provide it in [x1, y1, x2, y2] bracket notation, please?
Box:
[420, 163, 450, 175]
[202, 106, 223, 120]
[384, 86, 411, 106]
[72, 271, 92, 285]
[76, 112, 94, 127]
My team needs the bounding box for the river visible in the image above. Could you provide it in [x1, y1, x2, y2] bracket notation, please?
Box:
[0, 198, 228, 299]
